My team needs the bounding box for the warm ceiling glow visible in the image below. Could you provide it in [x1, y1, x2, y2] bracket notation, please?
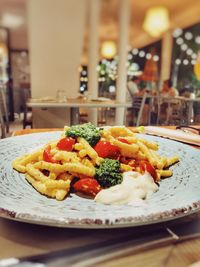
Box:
[143, 7, 170, 37]
[101, 41, 117, 59]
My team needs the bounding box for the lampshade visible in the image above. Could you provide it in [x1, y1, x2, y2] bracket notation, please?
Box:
[101, 41, 117, 59]
[143, 7, 170, 37]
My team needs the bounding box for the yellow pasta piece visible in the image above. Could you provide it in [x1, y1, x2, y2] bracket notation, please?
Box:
[77, 137, 98, 160]
[18, 150, 42, 165]
[54, 189, 69, 201]
[81, 158, 95, 169]
[44, 179, 70, 190]
[137, 141, 157, 167]
[26, 163, 48, 182]
[138, 138, 158, 151]
[120, 163, 132, 172]
[123, 136, 138, 143]
[54, 151, 80, 163]
[111, 138, 139, 158]
[107, 126, 135, 138]
[74, 143, 84, 150]
[12, 156, 27, 173]
[156, 169, 173, 178]
[25, 174, 69, 200]
[78, 149, 88, 158]
[34, 161, 95, 177]
[165, 156, 179, 168]
[49, 172, 57, 180]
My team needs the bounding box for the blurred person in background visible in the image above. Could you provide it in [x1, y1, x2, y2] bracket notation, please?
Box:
[159, 80, 179, 124]
[161, 80, 179, 97]
[127, 76, 140, 99]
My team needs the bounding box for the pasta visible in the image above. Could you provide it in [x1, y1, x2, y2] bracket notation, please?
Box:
[12, 124, 179, 201]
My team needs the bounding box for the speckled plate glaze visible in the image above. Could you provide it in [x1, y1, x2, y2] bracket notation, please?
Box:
[0, 131, 200, 229]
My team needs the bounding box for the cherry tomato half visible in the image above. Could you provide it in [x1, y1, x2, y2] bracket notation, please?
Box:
[57, 137, 76, 151]
[139, 160, 157, 181]
[94, 141, 120, 159]
[73, 178, 101, 196]
[43, 145, 58, 163]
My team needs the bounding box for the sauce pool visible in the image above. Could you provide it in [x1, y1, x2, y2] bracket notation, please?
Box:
[95, 171, 158, 205]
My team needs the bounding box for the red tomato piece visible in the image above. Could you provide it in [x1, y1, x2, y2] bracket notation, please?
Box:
[94, 141, 120, 159]
[73, 178, 101, 196]
[43, 145, 58, 163]
[117, 137, 130, 144]
[139, 160, 157, 181]
[57, 137, 76, 151]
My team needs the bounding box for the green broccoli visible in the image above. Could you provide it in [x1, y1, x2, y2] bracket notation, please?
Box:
[65, 122, 100, 147]
[95, 158, 123, 188]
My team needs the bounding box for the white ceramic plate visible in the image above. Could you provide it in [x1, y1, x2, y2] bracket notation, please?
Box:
[0, 132, 200, 228]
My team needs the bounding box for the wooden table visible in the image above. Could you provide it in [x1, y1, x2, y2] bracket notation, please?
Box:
[1, 127, 200, 267]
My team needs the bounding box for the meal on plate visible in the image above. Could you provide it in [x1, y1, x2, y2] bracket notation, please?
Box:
[12, 123, 179, 205]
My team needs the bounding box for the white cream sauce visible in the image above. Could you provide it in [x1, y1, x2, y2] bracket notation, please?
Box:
[95, 171, 158, 205]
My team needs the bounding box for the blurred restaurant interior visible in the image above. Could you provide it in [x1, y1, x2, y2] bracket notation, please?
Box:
[0, 0, 200, 136]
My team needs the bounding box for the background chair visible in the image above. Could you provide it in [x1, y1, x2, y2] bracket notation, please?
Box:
[0, 104, 6, 138]
[0, 83, 10, 137]
[126, 93, 150, 126]
[21, 87, 32, 128]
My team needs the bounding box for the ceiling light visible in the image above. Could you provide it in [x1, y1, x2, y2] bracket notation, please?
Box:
[175, 59, 181, 65]
[139, 51, 145, 57]
[195, 36, 200, 44]
[176, 37, 184, 45]
[143, 6, 170, 37]
[186, 49, 193, 56]
[185, 32, 193, 40]
[173, 28, 183, 38]
[192, 53, 197, 59]
[101, 41, 117, 59]
[1, 13, 24, 29]
[181, 44, 188, 51]
[146, 53, 152, 60]
[127, 53, 133, 60]
[132, 48, 138, 55]
[153, 55, 159, 61]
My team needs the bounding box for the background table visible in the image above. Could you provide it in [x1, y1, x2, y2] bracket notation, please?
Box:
[1, 127, 200, 267]
[27, 99, 132, 125]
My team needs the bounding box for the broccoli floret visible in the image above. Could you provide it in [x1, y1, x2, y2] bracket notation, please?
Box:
[65, 122, 100, 147]
[95, 158, 123, 188]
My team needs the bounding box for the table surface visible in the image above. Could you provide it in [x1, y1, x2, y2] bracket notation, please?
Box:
[1, 126, 200, 267]
[27, 98, 133, 108]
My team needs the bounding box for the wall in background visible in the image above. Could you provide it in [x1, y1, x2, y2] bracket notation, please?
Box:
[27, 0, 87, 99]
